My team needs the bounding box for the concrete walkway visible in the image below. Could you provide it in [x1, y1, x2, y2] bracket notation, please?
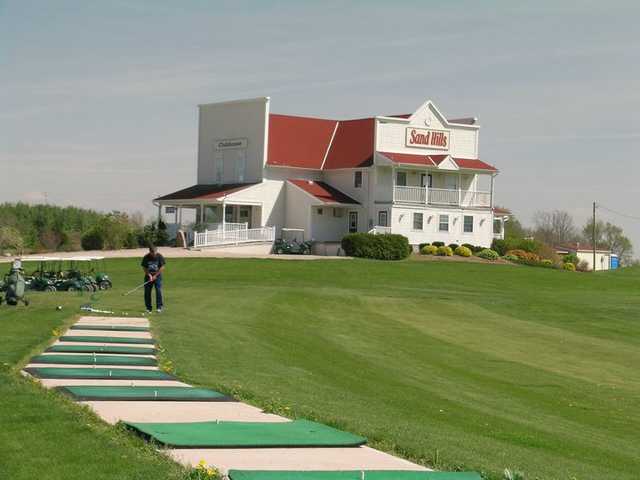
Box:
[23, 315, 426, 475]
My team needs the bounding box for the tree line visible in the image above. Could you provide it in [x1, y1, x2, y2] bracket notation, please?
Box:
[504, 209, 634, 265]
[0, 203, 167, 254]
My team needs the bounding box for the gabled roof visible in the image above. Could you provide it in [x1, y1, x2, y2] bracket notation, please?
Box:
[323, 118, 375, 169]
[493, 207, 512, 215]
[288, 179, 359, 205]
[556, 243, 611, 254]
[154, 183, 257, 202]
[379, 152, 497, 171]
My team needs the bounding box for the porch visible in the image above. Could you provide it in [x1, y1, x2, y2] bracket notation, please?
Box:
[394, 186, 491, 207]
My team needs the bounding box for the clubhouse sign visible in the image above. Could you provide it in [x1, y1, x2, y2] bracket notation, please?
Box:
[405, 127, 449, 150]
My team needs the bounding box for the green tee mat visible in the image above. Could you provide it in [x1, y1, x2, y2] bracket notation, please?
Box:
[123, 419, 367, 448]
[71, 325, 150, 332]
[46, 345, 156, 355]
[229, 473, 482, 480]
[57, 385, 235, 402]
[229, 473, 481, 480]
[59, 335, 155, 344]
[23, 367, 175, 380]
[30, 354, 157, 366]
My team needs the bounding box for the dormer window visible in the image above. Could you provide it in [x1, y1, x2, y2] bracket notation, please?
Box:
[354, 171, 362, 188]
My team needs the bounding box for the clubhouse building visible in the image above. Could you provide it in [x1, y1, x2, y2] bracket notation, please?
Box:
[155, 97, 507, 250]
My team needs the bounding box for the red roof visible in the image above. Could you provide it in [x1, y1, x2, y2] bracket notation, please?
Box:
[288, 179, 359, 205]
[557, 243, 611, 253]
[493, 207, 511, 215]
[267, 114, 337, 169]
[154, 183, 256, 201]
[323, 118, 375, 169]
[380, 152, 497, 171]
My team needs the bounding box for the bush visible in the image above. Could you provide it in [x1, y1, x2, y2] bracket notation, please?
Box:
[454, 245, 472, 257]
[418, 243, 430, 251]
[576, 260, 590, 272]
[81, 228, 104, 250]
[477, 248, 499, 260]
[541, 259, 554, 267]
[493, 237, 541, 255]
[563, 253, 579, 265]
[421, 245, 438, 255]
[432, 241, 445, 247]
[503, 254, 519, 262]
[448, 243, 459, 251]
[461, 243, 475, 251]
[563, 262, 576, 271]
[473, 245, 485, 253]
[506, 249, 541, 263]
[436, 246, 453, 256]
[341, 233, 411, 260]
[0, 226, 24, 253]
[491, 239, 508, 256]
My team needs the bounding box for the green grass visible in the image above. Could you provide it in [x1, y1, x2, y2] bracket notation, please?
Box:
[3, 257, 640, 479]
[0, 283, 187, 479]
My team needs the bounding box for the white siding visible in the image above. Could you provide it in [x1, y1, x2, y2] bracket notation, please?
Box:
[390, 206, 494, 247]
[310, 207, 350, 242]
[197, 98, 268, 184]
[285, 182, 313, 237]
[322, 169, 368, 204]
[575, 251, 611, 271]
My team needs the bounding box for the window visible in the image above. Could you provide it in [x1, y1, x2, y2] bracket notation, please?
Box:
[463, 215, 473, 233]
[215, 152, 223, 184]
[354, 171, 362, 188]
[333, 208, 343, 217]
[349, 212, 358, 233]
[236, 150, 246, 182]
[439, 214, 449, 232]
[396, 171, 407, 186]
[378, 210, 388, 227]
[413, 212, 423, 230]
[317, 208, 323, 215]
[493, 219, 503, 234]
[420, 173, 433, 188]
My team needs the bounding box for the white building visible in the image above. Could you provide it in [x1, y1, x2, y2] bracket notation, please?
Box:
[556, 243, 614, 271]
[155, 97, 504, 250]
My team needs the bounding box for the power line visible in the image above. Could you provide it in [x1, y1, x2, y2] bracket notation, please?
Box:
[597, 204, 640, 222]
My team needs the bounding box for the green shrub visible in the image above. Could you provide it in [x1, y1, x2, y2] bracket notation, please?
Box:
[448, 243, 459, 251]
[507, 249, 541, 263]
[503, 254, 518, 262]
[461, 243, 474, 251]
[418, 243, 430, 251]
[477, 248, 499, 260]
[563, 253, 579, 265]
[563, 262, 576, 271]
[493, 237, 541, 256]
[473, 245, 484, 253]
[81, 228, 104, 250]
[454, 245, 472, 257]
[0, 226, 24, 253]
[421, 245, 438, 255]
[341, 233, 411, 260]
[432, 241, 445, 247]
[541, 259, 554, 267]
[436, 246, 453, 256]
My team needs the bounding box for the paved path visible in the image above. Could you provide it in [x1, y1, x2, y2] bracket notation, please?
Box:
[23, 316, 426, 475]
[2, 246, 348, 263]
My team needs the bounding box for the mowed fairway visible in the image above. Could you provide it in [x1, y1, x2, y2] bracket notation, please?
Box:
[3, 257, 640, 479]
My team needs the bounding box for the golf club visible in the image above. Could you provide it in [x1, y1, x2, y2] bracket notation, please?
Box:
[123, 278, 154, 297]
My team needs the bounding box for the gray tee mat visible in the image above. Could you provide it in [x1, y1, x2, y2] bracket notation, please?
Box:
[26, 316, 474, 475]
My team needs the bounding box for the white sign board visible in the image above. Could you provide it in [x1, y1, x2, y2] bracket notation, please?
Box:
[215, 138, 248, 150]
[405, 127, 449, 150]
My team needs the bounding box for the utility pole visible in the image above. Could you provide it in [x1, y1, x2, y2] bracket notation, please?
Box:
[592, 201, 596, 272]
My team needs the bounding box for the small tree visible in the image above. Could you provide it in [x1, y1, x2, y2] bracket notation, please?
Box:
[0, 226, 24, 254]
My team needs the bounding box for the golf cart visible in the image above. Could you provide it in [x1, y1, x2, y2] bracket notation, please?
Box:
[274, 228, 313, 255]
[0, 259, 29, 306]
[25, 256, 61, 292]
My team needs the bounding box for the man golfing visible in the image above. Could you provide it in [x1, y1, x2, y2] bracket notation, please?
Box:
[141, 245, 166, 313]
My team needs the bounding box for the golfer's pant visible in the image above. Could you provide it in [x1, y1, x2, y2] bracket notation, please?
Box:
[144, 276, 163, 310]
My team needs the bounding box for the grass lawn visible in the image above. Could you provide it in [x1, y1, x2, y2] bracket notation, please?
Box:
[3, 257, 640, 479]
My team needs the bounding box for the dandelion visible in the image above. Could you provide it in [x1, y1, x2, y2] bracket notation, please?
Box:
[206, 466, 217, 477]
[197, 459, 207, 469]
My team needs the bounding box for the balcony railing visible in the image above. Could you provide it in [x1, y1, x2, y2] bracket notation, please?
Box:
[393, 186, 491, 207]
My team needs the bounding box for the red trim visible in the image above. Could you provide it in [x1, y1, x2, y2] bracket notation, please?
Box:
[288, 179, 359, 205]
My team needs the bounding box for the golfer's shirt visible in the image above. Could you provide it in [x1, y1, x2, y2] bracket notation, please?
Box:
[141, 254, 166, 277]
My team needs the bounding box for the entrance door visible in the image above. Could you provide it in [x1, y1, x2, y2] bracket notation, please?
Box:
[238, 206, 251, 228]
[348, 211, 358, 233]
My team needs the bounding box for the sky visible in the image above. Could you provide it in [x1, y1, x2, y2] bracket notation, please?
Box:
[1, 1, 639, 248]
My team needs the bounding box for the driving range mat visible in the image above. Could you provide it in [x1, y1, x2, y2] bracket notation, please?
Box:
[46, 345, 156, 355]
[123, 419, 367, 448]
[57, 385, 234, 402]
[30, 354, 157, 366]
[71, 325, 150, 332]
[24, 367, 174, 380]
[229, 472, 482, 480]
[59, 335, 155, 344]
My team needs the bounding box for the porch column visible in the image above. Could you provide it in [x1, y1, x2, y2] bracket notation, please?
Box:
[200, 203, 205, 224]
[490, 174, 495, 209]
[392, 166, 396, 203]
[157, 204, 162, 223]
[222, 200, 226, 233]
[178, 207, 183, 227]
[458, 172, 462, 206]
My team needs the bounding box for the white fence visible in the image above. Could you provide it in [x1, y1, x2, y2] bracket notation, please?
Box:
[368, 226, 392, 235]
[194, 226, 276, 248]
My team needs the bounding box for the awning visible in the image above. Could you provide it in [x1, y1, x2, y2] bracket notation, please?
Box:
[154, 183, 258, 203]
[288, 179, 359, 205]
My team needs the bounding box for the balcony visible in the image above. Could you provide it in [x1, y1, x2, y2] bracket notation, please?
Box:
[394, 186, 491, 208]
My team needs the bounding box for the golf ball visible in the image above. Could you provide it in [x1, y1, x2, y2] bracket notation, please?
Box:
[56, 306, 62, 311]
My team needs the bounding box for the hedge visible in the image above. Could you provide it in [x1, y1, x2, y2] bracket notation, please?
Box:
[341, 233, 411, 260]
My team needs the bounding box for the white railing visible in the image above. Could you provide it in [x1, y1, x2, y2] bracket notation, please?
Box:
[368, 226, 392, 235]
[194, 226, 275, 248]
[428, 188, 460, 205]
[205, 222, 247, 232]
[393, 186, 491, 207]
[394, 185, 427, 204]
